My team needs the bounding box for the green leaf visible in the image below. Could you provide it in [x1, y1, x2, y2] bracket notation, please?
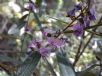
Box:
[21, 33, 32, 53]
[32, 10, 43, 31]
[56, 52, 76, 76]
[20, 14, 29, 21]
[16, 51, 41, 76]
[77, 71, 96, 76]
[35, 0, 42, 7]
[17, 20, 26, 29]
[8, 15, 27, 35]
[16, 14, 28, 30]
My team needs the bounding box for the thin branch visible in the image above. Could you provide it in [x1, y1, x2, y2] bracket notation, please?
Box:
[64, 23, 102, 37]
[73, 16, 102, 66]
[83, 64, 102, 72]
[73, 39, 83, 66]
[86, 30, 102, 37]
[62, 6, 87, 32]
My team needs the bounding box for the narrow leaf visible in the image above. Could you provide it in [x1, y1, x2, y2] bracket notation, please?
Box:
[32, 10, 43, 32]
[16, 51, 41, 76]
[77, 71, 96, 76]
[57, 51, 76, 76]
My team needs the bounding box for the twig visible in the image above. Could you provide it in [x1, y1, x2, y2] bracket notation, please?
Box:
[73, 16, 102, 66]
[55, 6, 88, 37]
[73, 39, 83, 66]
[86, 30, 102, 37]
[84, 64, 102, 72]
[73, 29, 95, 66]
[64, 23, 102, 37]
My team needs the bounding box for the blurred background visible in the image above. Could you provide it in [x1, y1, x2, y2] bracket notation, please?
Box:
[0, 0, 102, 76]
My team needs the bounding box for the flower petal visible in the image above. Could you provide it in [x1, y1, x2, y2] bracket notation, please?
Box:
[39, 47, 50, 57]
[88, 7, 96, 20]
[67, 9, 76, 17]
[47, 37, 65, 47]
[73, 23, 84, 36]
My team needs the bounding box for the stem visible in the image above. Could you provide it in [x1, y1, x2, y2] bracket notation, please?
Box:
[84, 64, 102, 72]
[73, 16, 102, 66]
[85, 23, 102, 29]
[73, 39, 83, 66]
[64, 23, 102, 37]
[56, 6, 87, 37]
[86, 30, 102, 37]
[62, 6, 87, 32]
[73, 32, 85, 66]
[79, 34, 93, 58]
[73, 33, 93, 66]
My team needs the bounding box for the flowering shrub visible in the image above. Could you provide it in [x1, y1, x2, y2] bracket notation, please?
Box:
[0, 0, 102, 76]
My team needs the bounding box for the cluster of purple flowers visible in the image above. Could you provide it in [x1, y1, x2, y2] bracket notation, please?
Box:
[26, 0, 96, 57]
[28, 30, 66, 57]
[67, 2, 96, 36]
[28, 39, 51, 57]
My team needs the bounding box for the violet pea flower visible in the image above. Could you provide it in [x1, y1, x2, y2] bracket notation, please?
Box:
[88, 7, 96, 20]
[47, 37, 65, 48]
[67, 4, 82, 17]
[39, 47, 50, 57]
[72, 23, 84, 37]
[28, 39, 50, 57]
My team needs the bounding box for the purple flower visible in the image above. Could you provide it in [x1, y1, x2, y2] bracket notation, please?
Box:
[67, 4, 82, 17]
[85, 20, 90, 28]
[25, 25, 33, 34]
[42, 29, 56, 37]
[42, 29, 65, 47]
[27, 2, 35, 11]
[28, 39, 41, 49]
[74, 4, 82, 11]
[39, 47, 50, 57]
[88, 7, 96, 20]
[83, 17, 90, 28]
[28, 39, 50, 57]
[42, 31, 52, 37]
[67, 9, 76, 17]
[47, 37, 65, 47]
[73, 23, 84, 36]
[78, 16, 90, 28]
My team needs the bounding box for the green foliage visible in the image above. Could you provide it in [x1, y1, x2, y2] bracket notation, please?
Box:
[16, 51, 41, 76]
[57, 52, 76, 76]
[35, 0, 42, 7]
[0, 0, 102, 76]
